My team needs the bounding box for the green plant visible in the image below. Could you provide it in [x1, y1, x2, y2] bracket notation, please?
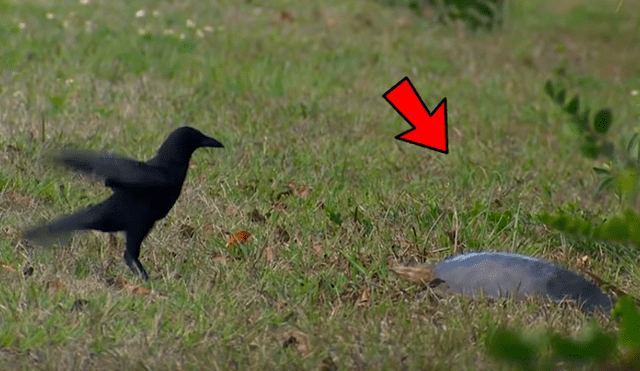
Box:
[487, 80, 640, 370]
[545, 80, 640, 206]
[487, 297, 640, 370]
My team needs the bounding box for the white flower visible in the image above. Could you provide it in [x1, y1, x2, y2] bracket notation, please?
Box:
[136, 10, 145, 18]
[203, 25, 213, 32]
[80, 0, 90, 4]
[46, 13, 55, 20]
[18, 22, 26, 29]
[163, 28, 175, 35]
[152, 10, 160, 17]
[186, 19, 195, 28]
[632, 90, 639, 96]
[196, 29, 204, 38]
[179, 33, 186, 39]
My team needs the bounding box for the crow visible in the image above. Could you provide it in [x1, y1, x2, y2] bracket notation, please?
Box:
[24, 126, 224, 280]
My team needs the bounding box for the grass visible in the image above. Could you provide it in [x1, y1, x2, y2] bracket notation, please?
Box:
[0, 0, 639, 369]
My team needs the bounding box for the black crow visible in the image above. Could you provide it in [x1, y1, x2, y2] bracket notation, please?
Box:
[25, 126, 224, 280]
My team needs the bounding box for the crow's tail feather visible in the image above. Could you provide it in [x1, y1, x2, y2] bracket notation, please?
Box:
[24, 210, 93, 247]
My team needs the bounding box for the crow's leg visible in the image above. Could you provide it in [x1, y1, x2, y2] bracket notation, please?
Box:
[124, 227, 153, 280]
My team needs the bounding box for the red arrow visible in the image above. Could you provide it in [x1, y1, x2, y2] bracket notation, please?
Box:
[383, 77, 448, 154]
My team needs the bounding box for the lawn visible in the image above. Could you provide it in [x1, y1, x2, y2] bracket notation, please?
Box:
[0, 0, 639, 369]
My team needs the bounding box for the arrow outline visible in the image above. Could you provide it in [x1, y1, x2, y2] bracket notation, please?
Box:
[382, 77, 449, 154]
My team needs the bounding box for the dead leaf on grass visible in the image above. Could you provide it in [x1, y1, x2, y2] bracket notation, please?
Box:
[124, 283, 151, 295]
[286, 181, 312, 197]
[1, 264, 15, 272]
[105, 276, 151, 295]
[576, 254, 591, 270]
[226, 230, 251, 248]
[297, 183, 311, 197]
[277, 182, 312, 200]
[280, 11, 294, 22]
[357, 287, 371, 307]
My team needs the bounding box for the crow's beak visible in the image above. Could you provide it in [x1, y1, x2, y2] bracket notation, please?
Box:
[204, 137, 224, 148]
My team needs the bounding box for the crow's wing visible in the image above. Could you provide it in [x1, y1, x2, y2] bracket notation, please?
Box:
[56, 149, 172, 189]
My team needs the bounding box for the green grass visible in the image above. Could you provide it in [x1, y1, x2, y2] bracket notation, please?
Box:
[1, 0, 639, 369]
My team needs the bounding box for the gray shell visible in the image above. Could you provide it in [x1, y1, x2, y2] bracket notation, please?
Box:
[432, 252, 614, 313]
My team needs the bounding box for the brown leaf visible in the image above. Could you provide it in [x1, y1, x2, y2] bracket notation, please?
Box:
[123, 283, 151, 295]
[280, 11, 294, 22]
[576, 254, 591, 270]
[279, 182, 311, 199]
[1, 264, 15, 272]
[286, 181, 297, 192]
[106, 276, 151, 295]
[287, 181, 312, 197]
[357, 287, 370, 307]
[226, 230, 251, 248]
[296, 183, 311, 197]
